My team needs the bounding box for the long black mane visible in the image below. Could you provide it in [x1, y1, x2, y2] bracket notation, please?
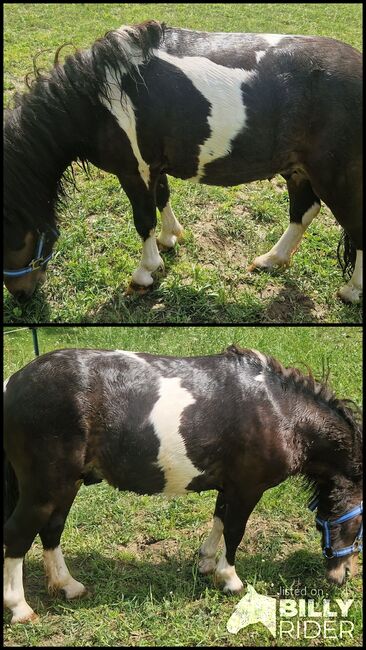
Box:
[4, 20, 165, 247]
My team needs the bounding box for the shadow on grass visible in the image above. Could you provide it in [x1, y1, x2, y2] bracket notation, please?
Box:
[11, 548, 352, 622]
[87, 281, 327, 324]
[3, 270, 362, 325]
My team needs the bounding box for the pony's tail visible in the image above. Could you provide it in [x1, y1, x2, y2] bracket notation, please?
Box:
[4, 452, 19, 524]
[337, 230, 356, 279]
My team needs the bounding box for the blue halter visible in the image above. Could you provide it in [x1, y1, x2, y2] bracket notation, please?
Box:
[309, 497, 363, 559]
[3, 227, 59, 278]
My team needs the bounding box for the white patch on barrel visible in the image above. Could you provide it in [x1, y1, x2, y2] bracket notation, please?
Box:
[154, 50, 256, 181]
[3, 557, 35, 623]
[4, 377, 9, 391]
[101, 67, 150, 188]
[149, 376, 203, 495]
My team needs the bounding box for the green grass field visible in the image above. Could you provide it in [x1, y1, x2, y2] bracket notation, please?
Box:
[3, 3, 362, 324]
[3, 325, 362, 646]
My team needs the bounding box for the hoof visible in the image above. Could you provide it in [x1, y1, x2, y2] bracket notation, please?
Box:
[247, 254, 289, 272]
[64, 582, 87, 600]
[214, 569, 244, 594]
[222, 581, 244, 595]
[11, 609, 38, 625]
[337, 284, 361, 304]
[157, 235, 177, 251]
[125, 282, 153, 296]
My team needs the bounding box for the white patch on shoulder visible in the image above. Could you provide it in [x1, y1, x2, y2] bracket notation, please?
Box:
[254, 373, 265, 382]
[149, 376, 203, 495]
[154, 50, 256, 181]
[100, 67, 150, 188]
[255, 50, 266, 63]
[251, 349, 268, 366]
[114, 350, 147, 363]
[263, 34, 287, 46]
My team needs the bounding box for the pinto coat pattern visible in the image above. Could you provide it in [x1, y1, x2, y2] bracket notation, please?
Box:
[3, 21, 362, 302]
[3, 346, 363, 623]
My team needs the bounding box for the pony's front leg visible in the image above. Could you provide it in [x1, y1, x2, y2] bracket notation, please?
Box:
[156, 174, 183, 249]
[131, 230, 164, 288]
[215, 490, 263, 594]
[121, 176, 164, 290]
[4, 557, 37, 624]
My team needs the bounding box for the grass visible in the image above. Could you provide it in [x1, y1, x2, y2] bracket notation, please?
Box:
[3, 3, 363, 324]
[3, 325, 363, 646]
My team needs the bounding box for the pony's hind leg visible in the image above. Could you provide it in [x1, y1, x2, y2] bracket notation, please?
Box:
[156, 174, 184, 249]
[338, 249, 362, 303]
[39, 487, 86, 601]
[248, 173, 320, 271]
[4, 495, 54, 623]
[199, 491, 226, 575]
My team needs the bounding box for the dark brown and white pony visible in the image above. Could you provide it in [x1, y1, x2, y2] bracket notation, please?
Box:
[3, 21, 362, 303]
[4, 346, 362, 623]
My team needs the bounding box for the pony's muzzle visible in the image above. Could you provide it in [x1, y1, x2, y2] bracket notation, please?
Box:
[13, 288, 36, 303]
[326, 553, 358, 585]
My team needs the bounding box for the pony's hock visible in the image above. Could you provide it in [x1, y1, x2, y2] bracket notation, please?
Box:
[4, 21, 362, 303]
[3, 346, 363, 623]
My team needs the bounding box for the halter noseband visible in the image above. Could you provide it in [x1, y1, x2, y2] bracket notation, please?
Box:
[309, 497, 363, 559]
[3, 227, 59, 278]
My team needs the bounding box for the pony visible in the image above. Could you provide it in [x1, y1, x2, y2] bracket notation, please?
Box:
[3, 21, 362, 304]
[4, 345, 362, 623]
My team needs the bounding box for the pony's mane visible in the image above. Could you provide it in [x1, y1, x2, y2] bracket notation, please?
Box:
[4, 20, 165, 243]
[226, 344, 362, 470]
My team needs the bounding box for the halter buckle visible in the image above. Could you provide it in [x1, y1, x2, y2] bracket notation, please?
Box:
[30, 257, 44, 271]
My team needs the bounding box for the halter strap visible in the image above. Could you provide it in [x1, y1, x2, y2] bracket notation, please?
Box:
[311, 501, 363, 559]
[4, 227, 59, 278]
